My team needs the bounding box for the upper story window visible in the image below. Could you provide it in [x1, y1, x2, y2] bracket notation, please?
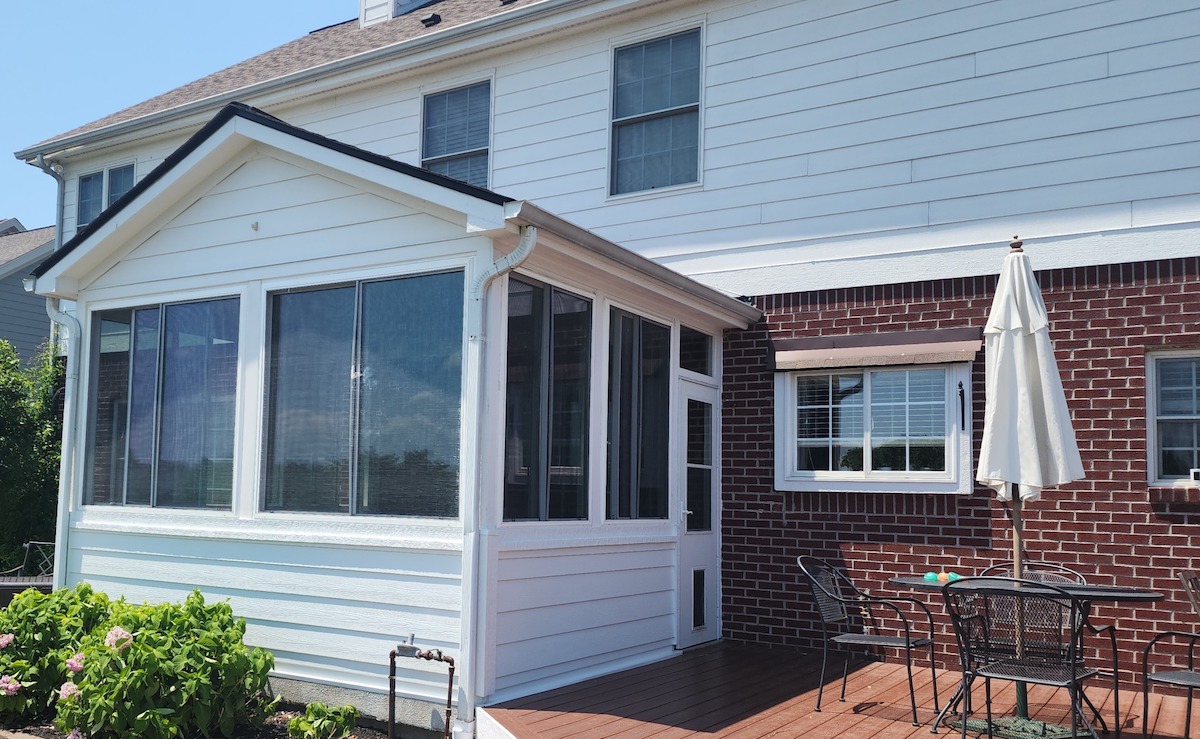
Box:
[422, 81, 491, 189]
[263, 271, 464, 517]
[78, 163, 135, 227]
[610, 28, 701, 196]
[679, 326, 713, 376]
[607, 308, 670, 519]
[86, 298, 240, 508]
[503, 278, 592, 521]
[1149, 354, 1200, 483]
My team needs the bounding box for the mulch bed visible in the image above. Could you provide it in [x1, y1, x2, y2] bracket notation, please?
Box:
[3, 709, 392, 738]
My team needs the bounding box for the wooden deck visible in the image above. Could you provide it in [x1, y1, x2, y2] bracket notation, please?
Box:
[483, 642, 1197, 738]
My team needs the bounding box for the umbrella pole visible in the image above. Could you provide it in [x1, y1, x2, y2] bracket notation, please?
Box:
[1011, 486, 1030, 719]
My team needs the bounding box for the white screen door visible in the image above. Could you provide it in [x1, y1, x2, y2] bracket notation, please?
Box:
[677, 380, 720, 648]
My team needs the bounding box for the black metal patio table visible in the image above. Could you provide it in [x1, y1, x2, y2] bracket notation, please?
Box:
[888, 575, 1163, 738]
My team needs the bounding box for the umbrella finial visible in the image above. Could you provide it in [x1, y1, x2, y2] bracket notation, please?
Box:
[1010, 236, 1024, 252]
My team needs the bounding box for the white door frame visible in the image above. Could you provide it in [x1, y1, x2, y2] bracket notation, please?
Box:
[676, 379, 720, 649]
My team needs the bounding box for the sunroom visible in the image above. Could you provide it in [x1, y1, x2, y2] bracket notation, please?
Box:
[27, 103, 761, 728]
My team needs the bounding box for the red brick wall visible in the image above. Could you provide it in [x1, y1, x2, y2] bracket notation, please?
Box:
[721, 256, 1200, 686]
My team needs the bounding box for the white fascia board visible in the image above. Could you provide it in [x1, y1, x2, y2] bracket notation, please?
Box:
[237, 117, 509, 233]
[34, 127, 255, 298]
[16, 0, 678, 163]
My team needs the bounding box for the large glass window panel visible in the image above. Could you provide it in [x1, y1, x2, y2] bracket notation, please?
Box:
[357, 272, 463, 517]
[607, 309, 669, 520]
[155, 300, 239, 508]
[264, 272, 464, 516]
[503, 279, 591, 521]
[264, 286, 355, 512]
[86, 299, 239, 508]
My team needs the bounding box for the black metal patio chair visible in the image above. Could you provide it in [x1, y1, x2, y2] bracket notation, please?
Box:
[1140, 572, 1200, 739]
[943, 577, 1102, 739]
[0, 541, 54, 578]
[979, 561, 1120, 736]
[797, 555, 940, 726]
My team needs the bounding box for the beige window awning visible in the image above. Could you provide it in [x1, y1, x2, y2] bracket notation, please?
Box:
[772, 327, 982, 370]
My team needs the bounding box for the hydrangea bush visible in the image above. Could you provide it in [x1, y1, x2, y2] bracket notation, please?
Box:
[0, 584, 278, 738]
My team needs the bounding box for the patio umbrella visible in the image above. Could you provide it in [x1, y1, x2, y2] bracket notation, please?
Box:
[976, 237, 1084, 580]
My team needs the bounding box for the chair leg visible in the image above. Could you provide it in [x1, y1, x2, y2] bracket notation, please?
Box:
[1185, 686, 1193, 739]
[984, 678, 995, 739]
[959, 674, 970, 739]
[903, 646, 920, 726]
[815, 641, 829, 712]
[839, 649, 851, 702]
[928, 640, 941, 713]
[1141, 675, 1150, 739]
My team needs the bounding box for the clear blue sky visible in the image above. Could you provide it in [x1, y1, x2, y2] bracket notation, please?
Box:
[1, 2, 356, 230]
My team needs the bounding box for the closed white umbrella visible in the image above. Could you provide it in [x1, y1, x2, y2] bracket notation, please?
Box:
[976, 238, 1084, 579]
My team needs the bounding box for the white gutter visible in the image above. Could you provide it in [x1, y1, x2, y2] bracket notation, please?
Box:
[27, 155, 74, 589]
[456, 224, 536, 737]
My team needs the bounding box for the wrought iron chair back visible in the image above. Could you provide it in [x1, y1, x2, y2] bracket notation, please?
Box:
[942, 577, 1099, 739]
[0, 541, 55, 578]
[1179, 570, 1200, 620]
[980, 560, 1087, 585]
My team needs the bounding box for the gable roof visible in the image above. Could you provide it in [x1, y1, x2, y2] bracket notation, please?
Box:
[0, 226, 55, 280]
[32, 101, 513, 280]
[16, 0, 554, 157]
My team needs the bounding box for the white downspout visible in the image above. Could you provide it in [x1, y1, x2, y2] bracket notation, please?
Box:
[29, 154, 75, 589]
[455, 224, 535, 737]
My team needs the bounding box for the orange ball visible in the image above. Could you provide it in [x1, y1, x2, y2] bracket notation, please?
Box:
[937, 572, 949, 582]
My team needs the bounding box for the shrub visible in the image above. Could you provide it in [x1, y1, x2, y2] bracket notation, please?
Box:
[0, 584, 113, 723]
[54, 590, 277, 738]
[286, 702, 360, 739]
[0, 584, 277, 738]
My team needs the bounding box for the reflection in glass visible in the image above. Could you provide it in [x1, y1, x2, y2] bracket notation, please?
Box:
[686, 399, 712, 532]
[607, 310, 669, 519]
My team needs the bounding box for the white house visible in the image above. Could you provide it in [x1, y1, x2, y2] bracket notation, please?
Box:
[14, 0, 1200, 736]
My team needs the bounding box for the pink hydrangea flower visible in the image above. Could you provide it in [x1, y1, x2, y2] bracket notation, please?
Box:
[0, 674, 19, 696]
[0, 633, 13, 649]
[59, 681, 80, 701]
[66, 652, 85, 672]
[104, 626, 132, 652]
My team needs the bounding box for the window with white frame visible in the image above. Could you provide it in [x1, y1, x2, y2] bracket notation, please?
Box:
[1149, 354, 1200, 483]
[775, 364, 973, 493]
[78, 163, 135, 227]
[86, 298, 240, 508]
[422, 81, 490, 189]
[262, 271, 464, 517]
[503, 277, 592, 521]
[607, 308, 670, 519]
[610, 28, 701, 195]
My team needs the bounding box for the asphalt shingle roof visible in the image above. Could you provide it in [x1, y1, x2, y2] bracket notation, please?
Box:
[0, 226, 54, 269]
[27, 0, 540, 152]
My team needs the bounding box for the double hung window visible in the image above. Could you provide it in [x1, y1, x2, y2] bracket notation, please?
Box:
[611, 29, 701, 195]
[422, 82, 491, 189]
[78, 163, 135, 227]
[263, 271, 464, 517]
[607, 309, 670, 519]
[503, 278, 592, 521]
[1149, 354, 1200, 482]
[87, 298, 240, 508]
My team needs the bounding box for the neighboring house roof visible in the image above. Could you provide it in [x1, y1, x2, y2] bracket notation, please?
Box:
[0, 226, 55, 280]
[19, 0, 545, 155]
[0, 218, 25, 236]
